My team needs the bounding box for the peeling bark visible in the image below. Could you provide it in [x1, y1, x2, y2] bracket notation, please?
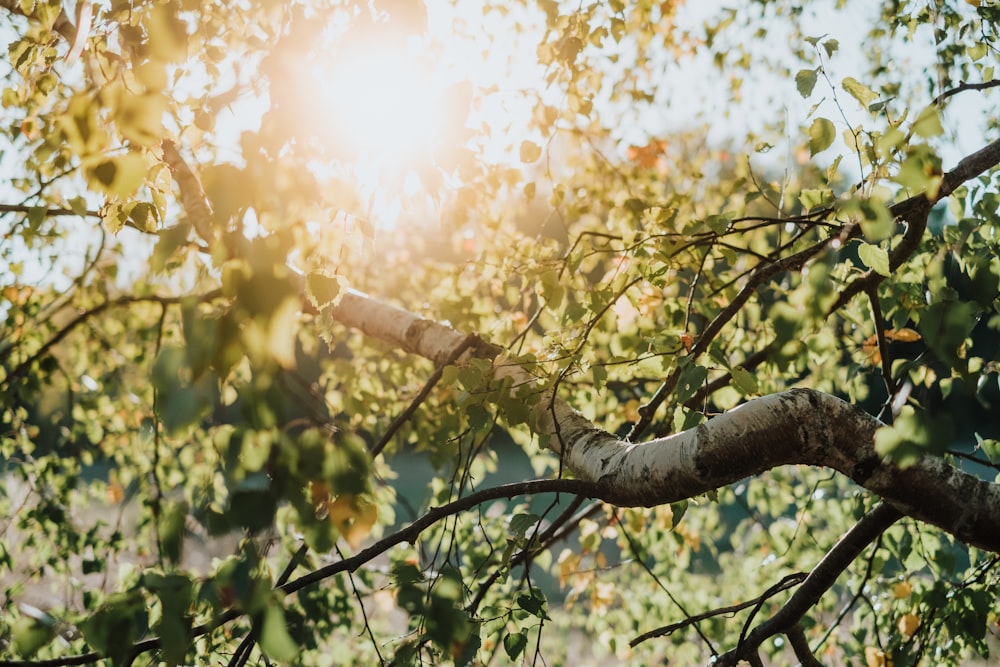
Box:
[324, 290, 1000, 553]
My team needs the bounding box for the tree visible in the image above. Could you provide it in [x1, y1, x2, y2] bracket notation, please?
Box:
[1, 0, 999, 665]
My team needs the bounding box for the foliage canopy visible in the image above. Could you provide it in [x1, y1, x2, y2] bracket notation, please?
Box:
[1, 0, 1000, 665]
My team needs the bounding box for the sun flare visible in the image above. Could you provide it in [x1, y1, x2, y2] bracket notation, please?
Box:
[315, 44, 441, 163]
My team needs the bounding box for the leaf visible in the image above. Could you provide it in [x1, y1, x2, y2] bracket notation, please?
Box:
[842, 76, 878, 108]
[504, 631, 528, 661]
[730, 365, 759, 396]
[885, 328, 921, 342]
[306, 272, 341, 309]
[807, 117, 835, 155]
[799, 188, 832, 211]
[115, 92, 165, 146]
[157, 499, 188, 565]
[857, 243, 890, 276]
[87, 153, 147, 197]
[675, 364, 708, 403]
[144, 4, 188, 63]
[259, 602, 298, 662]
[12, 615, 56, 658]
[80, 592, 148, 667]
[515, 589, 549, 620]
[795, 69, 818, 98]
[912, 105, 944, 138]
[519, 140, 542, 163]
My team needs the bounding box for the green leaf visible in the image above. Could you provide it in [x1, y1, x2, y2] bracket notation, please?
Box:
[874, 405, 954, 465]
[799, 188, 832, 211]
[857, 243, 890, 276]
[504, 631, 528, 661]
[80, 592, 149, 667]
[676, 364, 708, 404]
[259, 602, 298, 662]
[143, 573, 193, 666]
[795, 69, 818, 98]
[807, 117, 835, 155]
[730, 365, 759, 396]
[306, 271, 341, 308]
[157, 499, 188, 565]
[912, 105, 944, 138]
[841, 76, 878, 108]
[144, 4, 188, 63]
[87, 153, 147, 197]
[508, 513, 541, 541]
[12, 615, 56, 658]
[515, 589, 550, 620]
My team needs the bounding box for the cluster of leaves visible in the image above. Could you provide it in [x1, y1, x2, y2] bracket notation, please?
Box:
[1, 0, 999, 666]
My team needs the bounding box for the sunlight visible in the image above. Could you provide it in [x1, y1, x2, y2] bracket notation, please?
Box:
[261, 3, 549, 231]
[315, 41, 440, 164]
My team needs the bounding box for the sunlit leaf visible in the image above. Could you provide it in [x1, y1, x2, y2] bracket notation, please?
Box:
[857, 242, 890, 276]
[807, 117, 835, 155]
[519, 140, 542, 163]
[842, 76, 878, 108]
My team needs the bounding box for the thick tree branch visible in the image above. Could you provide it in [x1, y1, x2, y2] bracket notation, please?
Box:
[321, 291, 1000, 553]
[155, 139, 1000, 555]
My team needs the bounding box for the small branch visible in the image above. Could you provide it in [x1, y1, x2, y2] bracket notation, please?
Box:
[629, 573, 806, 647]
[786, 623, 823, 667]
[629, 233, 836, 440]
[0, 203, 100, 218]
[0, 482, 600, 667]
[828, 136, 1000, 313]
[932, 79, 1000, 107]
[161, 140, 215, 246]
[1, 291, 223, 391]
[716, 503, 903, 666]
[370, 333, 478, 457]
[280, 479, 602, 596]
[466, 496, 597, 615]
[866, 285, 896, 419]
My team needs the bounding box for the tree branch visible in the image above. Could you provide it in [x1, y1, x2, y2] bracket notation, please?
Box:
[828, 136, 1000, 313]
[320, 290, 1000, 553]
[1, 291, 223, 391]
[716, 503, 902, 666]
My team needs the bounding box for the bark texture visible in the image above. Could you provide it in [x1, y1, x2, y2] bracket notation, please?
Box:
[325, 290, 1000, 553]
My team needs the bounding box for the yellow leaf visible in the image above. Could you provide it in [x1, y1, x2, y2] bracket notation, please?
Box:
[892, 581, 912, 599]
[885, 328, 921, 343]
[898, 613, 920, 637]
[519, 140, 542, 163]
[328, 494, 378, 549]
[865, 647, 893, 667]
[557, 549, 579, 589]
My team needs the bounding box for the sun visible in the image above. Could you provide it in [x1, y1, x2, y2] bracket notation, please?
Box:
[314, 40, 442, 165]
[252, 3, 550, 229]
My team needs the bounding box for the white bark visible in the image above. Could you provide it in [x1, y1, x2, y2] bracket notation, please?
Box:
[325, 289, 1000, 553]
